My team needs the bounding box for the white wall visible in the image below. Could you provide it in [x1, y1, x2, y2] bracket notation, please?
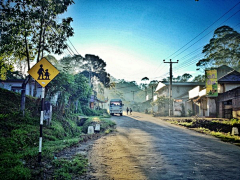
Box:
[1, 81, 42, 98]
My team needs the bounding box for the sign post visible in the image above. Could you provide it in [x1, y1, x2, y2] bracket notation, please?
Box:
[28, 57, 59, 163]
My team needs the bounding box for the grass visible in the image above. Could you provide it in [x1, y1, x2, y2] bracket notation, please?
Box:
[0, 88, 116, 179]
[82, 116, 116, 134]
[52, 154, 88, 179]
[162, 117, 240, 146]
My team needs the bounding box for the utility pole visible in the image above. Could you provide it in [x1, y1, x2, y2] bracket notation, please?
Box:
[151, 85, 154, 113]
[131, 90, 136, 101]
[163, 59, 179, 116]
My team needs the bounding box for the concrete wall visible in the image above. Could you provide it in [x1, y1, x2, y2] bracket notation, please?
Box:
[217, 87, 240, 119]
[208, 98, 216, 117]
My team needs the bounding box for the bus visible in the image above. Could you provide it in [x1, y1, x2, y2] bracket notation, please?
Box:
[109, 99, 124, 116]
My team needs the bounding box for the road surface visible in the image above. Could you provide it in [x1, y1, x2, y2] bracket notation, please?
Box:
[85, 112, 240, 180]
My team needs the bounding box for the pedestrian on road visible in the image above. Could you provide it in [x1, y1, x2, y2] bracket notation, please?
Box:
[126, 107, 129, 115]
[130, 108, 132, 115]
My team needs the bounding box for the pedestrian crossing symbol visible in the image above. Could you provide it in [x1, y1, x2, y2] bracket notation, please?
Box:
[28, 57, 59, 87]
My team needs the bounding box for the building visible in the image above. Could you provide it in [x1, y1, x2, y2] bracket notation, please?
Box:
[217, 70, 240, 119]
[0, 79, 42, 97]
[154, 81, 204, 116]
[188, 66, 240, 118]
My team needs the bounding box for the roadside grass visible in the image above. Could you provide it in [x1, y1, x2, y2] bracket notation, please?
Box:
[52, 154, 88, 180]
[82, 116, 116, 134]
[193, 127, 240, 145]
[164, 117, 240, 147]
[0, 112, 114, 179]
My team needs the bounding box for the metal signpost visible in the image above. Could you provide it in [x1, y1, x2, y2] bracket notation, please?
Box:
[28, 57, 59, 163]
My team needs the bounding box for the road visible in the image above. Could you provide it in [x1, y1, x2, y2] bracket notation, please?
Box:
[85, 112, 240, 180]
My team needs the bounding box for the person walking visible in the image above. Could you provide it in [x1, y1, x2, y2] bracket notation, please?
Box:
[126, 107, 129, 115]
[130, 108, 132, 115]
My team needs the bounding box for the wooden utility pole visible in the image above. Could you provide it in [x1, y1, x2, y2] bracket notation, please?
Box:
[131, 90, 136, 101]
[163, 59, 179, 116]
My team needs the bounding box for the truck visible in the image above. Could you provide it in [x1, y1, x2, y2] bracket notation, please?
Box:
[109, 99, 124, 116]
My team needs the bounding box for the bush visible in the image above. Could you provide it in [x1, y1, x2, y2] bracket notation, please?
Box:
[82, 117, 116, 134]
[81, 106, 108, 116]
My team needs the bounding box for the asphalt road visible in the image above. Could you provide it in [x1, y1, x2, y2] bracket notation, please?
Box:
[86, 112, 240, 180]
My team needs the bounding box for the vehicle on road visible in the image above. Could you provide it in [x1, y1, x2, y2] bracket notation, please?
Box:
[109, 99, 124, 116]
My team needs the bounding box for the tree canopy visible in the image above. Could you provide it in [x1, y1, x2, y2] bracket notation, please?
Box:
[0, 0, 74, 78]
[80, 54, 111, 88]
[196, 25, 240, 70]
[162, 73, 192, 82]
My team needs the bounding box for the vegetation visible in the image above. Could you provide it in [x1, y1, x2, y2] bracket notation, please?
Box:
[52, 154, 87, 179]
[151, 96, 172, 115]
[196, 25, 240, 71]
[0, 0, 74, 79]
[0, 88, 115, 179]
[162, 73, 193, 82]
[163, 117, 240, 146]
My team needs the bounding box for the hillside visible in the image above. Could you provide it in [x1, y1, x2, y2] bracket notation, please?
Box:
[0, 88, 115, 179]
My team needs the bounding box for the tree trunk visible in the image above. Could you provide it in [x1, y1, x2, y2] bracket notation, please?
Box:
[34, 17, 44, 97]
[21, 76, 30, 116]
[22, 9, 30, 116]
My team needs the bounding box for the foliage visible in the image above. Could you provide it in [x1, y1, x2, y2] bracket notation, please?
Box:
[46, 72, 91, 114]
[0, 89, 83, 179]
[151, 96, 171, 113]
[162, 73, 192, 82]
[0, 58, 14, 80]
[79, 54, 111, 88]
[81, 106, 107, 116]
[180, 103, 185, 117]
[0, 153, 31, 180]
[52, 154, 87, 179]
[1, 0, 74, 71]
[192, 74, 205, 82]
[0, 87, 40, 115]
[187, 109, 194, 117]
[196, 25, 240, 70]
[82, 116, 116, 134]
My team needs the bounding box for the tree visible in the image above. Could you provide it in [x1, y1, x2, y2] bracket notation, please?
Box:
[192, 75, 205, 82]
[162, 73, 192, 82]
[151, 96, 171, 114]
[180, 73, 192, 82]
[59, 55, 83, 73]
[1, 0, 74, 115]
[140, 77, 149, 99]
[196, 25, 240, 70]
[46, 72, 91, 114]
[80, 54, 111, 88]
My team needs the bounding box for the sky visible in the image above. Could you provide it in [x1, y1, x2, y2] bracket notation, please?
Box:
[56, 0, 240, 84]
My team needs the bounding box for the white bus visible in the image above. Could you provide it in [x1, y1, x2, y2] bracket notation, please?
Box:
[109, 99, 124, 116]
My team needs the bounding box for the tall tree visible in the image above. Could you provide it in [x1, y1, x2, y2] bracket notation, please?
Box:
[1, 0, 74, 115]
[162, 73, 192, 82]
[192, 75, 205, 82]
[196, 25, 240, 70]
[180, 73, 192, 82]
[80, 54, 111, 88]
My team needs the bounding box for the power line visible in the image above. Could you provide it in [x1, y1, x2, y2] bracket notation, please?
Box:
[152, 20, 240, 79]
[152, 1, 240, 77]
[48, 24, 74, 57]
[165, 1, 240, 60]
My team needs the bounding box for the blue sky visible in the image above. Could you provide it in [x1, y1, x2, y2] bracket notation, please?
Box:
[57, 0, 240, 84]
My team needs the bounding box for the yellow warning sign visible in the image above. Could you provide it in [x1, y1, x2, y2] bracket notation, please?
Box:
[28, 57, 59, 87]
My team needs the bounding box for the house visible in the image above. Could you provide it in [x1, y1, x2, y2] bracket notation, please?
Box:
[154, 81, 204, 116]
[217, 70, 240, 119]
[0, 79, 42, 97]
[188, 66, 240, 118]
